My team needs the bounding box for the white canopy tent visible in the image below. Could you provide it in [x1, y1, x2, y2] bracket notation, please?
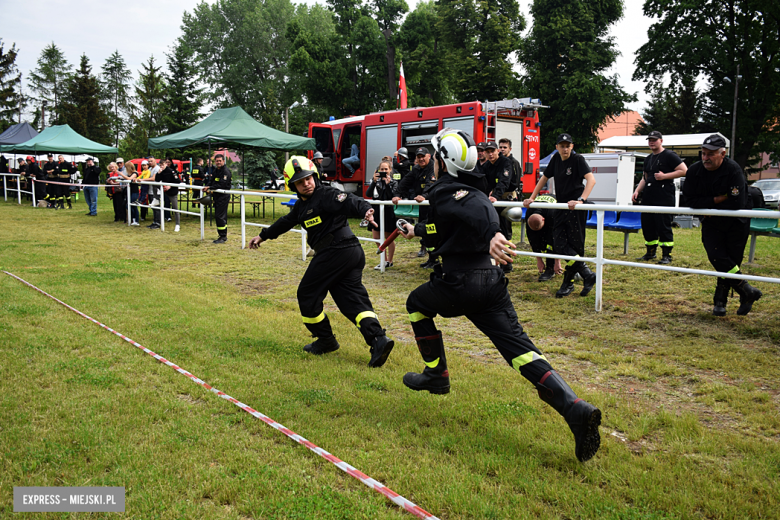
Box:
[597, 133, 730, 160]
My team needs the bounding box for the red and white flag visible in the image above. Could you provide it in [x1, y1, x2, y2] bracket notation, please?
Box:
[398, 62, 407, 109]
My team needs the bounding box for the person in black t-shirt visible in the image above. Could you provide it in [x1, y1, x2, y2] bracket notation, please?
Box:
[632, 131, 688, 264]
[525, 133, 596, 298]
[681, 134, 762, 316]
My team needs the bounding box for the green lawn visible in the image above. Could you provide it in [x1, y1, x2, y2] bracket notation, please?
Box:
[1, 198, 778, 519]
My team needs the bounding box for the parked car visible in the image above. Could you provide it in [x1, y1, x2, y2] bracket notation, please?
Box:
[752, 179, 780, 208]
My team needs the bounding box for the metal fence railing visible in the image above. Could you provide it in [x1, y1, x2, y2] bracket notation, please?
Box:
[3, 175, 779, 312]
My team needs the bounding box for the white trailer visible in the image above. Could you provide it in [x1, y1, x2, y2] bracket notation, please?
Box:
[546, 152, 645, 205]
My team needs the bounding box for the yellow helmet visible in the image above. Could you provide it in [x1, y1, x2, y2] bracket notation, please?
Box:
[283, 156, 317, 192]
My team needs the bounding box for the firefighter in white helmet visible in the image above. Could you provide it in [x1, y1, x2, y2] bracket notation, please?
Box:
[399, 128, 601, 462]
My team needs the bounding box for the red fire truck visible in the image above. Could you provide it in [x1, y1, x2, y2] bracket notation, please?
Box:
[308, 98, 545, 197]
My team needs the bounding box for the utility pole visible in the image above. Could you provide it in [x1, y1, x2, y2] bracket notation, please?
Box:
[730, 65, 741, 159]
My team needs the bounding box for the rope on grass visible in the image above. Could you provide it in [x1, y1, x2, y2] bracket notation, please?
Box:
[3, 270, 440, 520]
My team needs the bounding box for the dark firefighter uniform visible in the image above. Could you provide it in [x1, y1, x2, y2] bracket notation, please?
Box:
[404, 172, 601, 462]
[27, 159, 45, 203]
[191, 164, 205, 187]
[55, 159, 73, 208]
[398, 156, 437, 261]
[207, 164, 232, 241]
[526, 194, 558, 280]
[682, 149, 762, 316]
[545, 151, 595, 296]
[43, 159, 57, 206]
[258, 184, 393, 365]
[392, 155, 413, 182]
[639, 149, 684, 260]
[481, 150, 515, 241]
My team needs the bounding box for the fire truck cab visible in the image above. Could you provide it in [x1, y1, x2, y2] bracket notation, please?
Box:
[308, 98, 545, 198]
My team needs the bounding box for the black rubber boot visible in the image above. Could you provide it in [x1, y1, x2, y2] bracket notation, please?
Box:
[555, 265, 576, 298]
[732, 279, 762, 316]
[579, 265, 597, 297]
[536, 370, 601, 462]
[637, 245, 657, 261]
[538, 258, 555, 281]
[403, 332, 450, 395]
[368, 332, 395, 368]
[303, 335, 340, 355]
[416, 243, 427, 258]
[658, 246, 673, 265]
[713, 278, 728, 317]
[213, 236, 227, 244]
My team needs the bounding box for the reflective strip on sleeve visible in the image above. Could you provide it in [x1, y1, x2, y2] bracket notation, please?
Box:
[355, 311, 378, 327]
[727, 265, 740, 274]
[511, 351, 548, 371]
[302, 312, 326, 324]
[409, 311, 430, 323]
[424, 357, 440, 369]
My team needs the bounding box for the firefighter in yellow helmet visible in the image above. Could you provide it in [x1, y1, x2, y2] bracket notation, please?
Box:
[249, 156, 395, 367]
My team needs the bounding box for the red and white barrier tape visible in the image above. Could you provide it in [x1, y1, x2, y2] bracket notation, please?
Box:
[3, 270, 440, 520]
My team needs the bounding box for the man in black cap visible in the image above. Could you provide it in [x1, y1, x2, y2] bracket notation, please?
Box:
[249, 158, 394, 367]
[481, 141, 516, 259]
[525, 133, 596, 297]
[682, 134, 762, 316]
[475, 142, 489, 173]
[394, 147, 437, 266]
[632, 131, 688, 264]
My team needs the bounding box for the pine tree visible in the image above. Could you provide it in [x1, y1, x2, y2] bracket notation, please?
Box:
[121, 56, 167, 159]
[28, 42, 72, 127]
[100, 50, 133, 147]
[520, 0, 635, 153]
[0, 39, 23, 132]
[59, 54, 111, 144]
[163, 40, 203, 135]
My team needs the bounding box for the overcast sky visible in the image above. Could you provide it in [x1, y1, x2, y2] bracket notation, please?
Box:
[1, 0, 652, 115]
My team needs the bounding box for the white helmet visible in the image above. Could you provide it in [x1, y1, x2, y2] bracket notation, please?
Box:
[431, 128, 478, 177]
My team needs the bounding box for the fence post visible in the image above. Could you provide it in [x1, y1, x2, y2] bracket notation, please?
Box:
[126, 182, 131, 226]
[240, 193, 246, 249]
[3, 175, 6, 202]
[199, 190, 205, 241]
[32, 179, 36, 207]
[595, 210, 605, 312]
[379, 203, 386, 272]
[301, 228, 307, 262]
[17, 175, 21, 205]
[160, 184, 165, 232]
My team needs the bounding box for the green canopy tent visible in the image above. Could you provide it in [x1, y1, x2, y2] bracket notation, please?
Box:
[3, 124, 118, 154]
[148, 106, 315, 191]
[148, 106, 315, 150]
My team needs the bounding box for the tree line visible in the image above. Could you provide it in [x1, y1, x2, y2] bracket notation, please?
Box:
[1, 0, 778, 174]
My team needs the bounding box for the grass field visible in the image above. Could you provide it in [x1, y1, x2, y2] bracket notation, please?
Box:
[1, 197, 779, 520]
